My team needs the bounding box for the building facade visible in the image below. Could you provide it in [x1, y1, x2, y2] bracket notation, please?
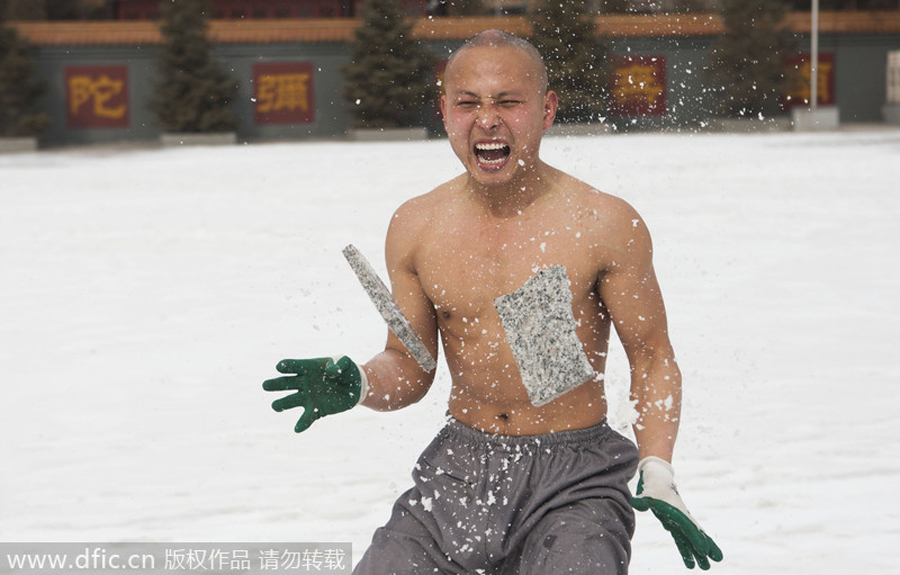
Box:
[12, 12, 900, 147]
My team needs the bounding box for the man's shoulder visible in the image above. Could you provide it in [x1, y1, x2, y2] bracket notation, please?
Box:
[387, 176, 463, 243]
[394, 176, 462, 218]
[550, 175, 653, 264]
[559, 177, 643, 230]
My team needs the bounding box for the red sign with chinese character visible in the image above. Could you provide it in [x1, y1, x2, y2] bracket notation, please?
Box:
[784, 53, 836, 108]
[608, 55, 667, 117]
[253, 62, 315, 125]
[65, 65, 129, 129]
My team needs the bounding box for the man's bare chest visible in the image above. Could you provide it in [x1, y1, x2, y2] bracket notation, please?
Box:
[415, 217, 599, 320]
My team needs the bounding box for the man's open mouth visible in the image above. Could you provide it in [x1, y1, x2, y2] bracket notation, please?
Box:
[474, 142, 511, 168]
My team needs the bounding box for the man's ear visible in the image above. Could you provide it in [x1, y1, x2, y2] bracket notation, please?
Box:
[542, 90, 558, 131]
[440, 94, 448, 126]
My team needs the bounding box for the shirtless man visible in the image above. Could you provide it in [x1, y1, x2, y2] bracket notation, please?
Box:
[264, 30, 722, 574]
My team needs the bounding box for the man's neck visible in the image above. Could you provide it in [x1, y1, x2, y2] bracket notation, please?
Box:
[468, 161, 557, 218]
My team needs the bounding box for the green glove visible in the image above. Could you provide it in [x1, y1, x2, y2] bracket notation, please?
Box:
[631, 456, 723, 570]
[262, 356, 367, 433]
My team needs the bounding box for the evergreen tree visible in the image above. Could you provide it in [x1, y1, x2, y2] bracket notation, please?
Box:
[705, 0, 798, 118]
[531, 0, 608, 124]
[341, 0, 437, 130]
[0, 0, 50, 137]
[151, 0, 238, 133]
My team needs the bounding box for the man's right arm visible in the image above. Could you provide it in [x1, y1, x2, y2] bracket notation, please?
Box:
[262, 196, 439, 431]
[359, 197, 440, 411]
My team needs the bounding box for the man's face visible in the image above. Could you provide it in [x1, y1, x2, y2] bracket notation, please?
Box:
[441, 45, 557, 189]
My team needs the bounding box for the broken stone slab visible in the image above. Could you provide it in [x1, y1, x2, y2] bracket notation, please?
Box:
[342, 244, 436, 373]
[494, 265, 596, 407]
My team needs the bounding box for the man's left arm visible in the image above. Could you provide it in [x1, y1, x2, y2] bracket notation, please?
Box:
[598, 207, 680, 460]
[599, 206, 723, 570]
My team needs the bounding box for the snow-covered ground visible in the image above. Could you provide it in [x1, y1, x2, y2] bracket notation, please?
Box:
[1, 129, 898, 574]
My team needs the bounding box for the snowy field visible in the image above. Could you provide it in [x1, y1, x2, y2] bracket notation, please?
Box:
[1, 128, 899, 574]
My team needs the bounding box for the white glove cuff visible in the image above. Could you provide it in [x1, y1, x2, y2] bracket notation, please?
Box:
[356, 364, 369, 406]
[638, 456, 675, 482]
[637, 456, 694, 520]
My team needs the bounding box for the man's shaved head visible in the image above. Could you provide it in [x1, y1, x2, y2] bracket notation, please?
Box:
[445, 29, 549, 94]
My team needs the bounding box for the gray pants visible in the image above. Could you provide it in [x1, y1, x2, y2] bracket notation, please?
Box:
[353, 417, 639, 575]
